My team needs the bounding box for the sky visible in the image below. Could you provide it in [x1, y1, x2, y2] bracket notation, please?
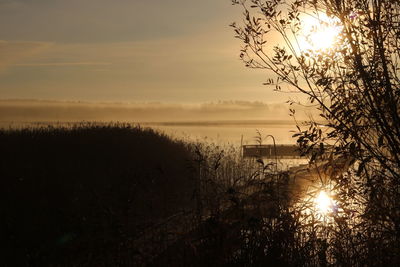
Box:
[0, 0, 300, 104]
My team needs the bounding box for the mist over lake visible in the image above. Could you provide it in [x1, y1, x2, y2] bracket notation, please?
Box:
[0, 100, 303, 144]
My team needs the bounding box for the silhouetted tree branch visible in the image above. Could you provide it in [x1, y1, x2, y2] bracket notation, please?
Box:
[233, 0, 400, 264]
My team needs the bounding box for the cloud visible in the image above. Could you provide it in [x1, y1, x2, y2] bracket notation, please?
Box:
[14, 62, 111, 67]
[0, 40, 52, 69]
[0, 0, 227, 43]
[0, 37, 285, 103]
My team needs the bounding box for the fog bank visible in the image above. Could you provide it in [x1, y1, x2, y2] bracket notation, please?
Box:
[0, 99, 316, 123]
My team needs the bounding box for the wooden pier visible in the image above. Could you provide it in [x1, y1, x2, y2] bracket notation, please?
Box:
[242, 144, 303, 159]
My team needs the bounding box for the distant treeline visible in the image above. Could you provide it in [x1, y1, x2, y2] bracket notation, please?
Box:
[0, 99, 316, 122]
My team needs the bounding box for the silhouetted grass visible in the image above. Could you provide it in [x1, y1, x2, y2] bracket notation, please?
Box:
[1, 123, 196, 266]
[3, 123, 399, 266]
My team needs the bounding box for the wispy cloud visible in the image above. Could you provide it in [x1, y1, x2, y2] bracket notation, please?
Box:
[0, 40, 53, 69]
[14, 62, 111, 67]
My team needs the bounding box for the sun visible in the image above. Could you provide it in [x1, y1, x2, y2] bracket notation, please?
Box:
[308, 25, 342, 50]
[298, 14, 343, 51]
[314, 191, 335, 215]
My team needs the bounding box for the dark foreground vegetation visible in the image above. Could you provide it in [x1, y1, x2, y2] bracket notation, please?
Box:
[230, 0, 400, 265]
[1, 124, 196, 266]
[2, 124, 400, 266]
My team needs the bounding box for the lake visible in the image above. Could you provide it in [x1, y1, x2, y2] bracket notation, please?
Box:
[143, 121, 298, 145]
[0, 120, 299, 145]
[0, 120, 307, 169]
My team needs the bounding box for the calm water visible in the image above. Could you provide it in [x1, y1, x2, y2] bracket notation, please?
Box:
[0, 120, 306, 169]
[145, 122, 307, 170]
[145, 122, 298, 145]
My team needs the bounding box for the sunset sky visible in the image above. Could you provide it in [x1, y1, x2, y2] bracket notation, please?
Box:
[0, 0, 300, 104]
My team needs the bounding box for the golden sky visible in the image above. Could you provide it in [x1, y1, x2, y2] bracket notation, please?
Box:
[0, 0, 299, 104]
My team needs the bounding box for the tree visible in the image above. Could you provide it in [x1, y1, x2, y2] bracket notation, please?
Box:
[232, 0, 400, 264]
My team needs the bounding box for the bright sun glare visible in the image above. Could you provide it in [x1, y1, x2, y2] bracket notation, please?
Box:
[299, 14, 342, 51]
[314, 191, 334, 215]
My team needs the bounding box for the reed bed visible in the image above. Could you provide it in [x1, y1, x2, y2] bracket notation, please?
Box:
[1, 123, 399, 266]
